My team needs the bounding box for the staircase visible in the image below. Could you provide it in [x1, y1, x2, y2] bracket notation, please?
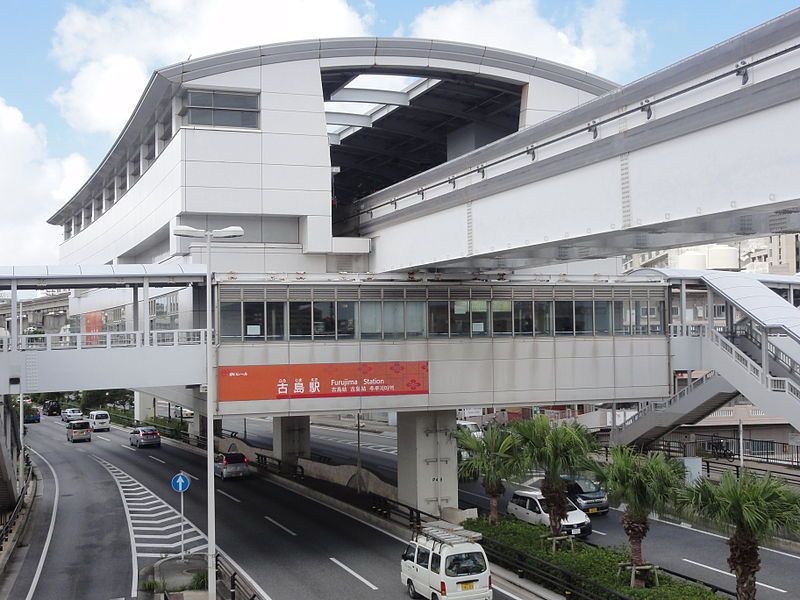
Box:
[614, 371, 738, 448]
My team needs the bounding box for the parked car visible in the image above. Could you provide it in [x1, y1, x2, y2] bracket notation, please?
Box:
[43, 400, 62, 416]
[66, 420, 92, 443]
[129, 426, 161, 448]
[171, 405, 194, 418]
[401, 528, 493, 599]
[88, 410, 111, 432]
[457, 420, 483, 439]
[213, 452, 250, 480]
[61, 408, 83, 422]
[23, 408, 41, 423]
[507, 488, 592, 537]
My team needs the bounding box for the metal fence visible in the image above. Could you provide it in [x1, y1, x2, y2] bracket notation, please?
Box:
[0, 463, 31, 552]
[653, 433, 800, 469]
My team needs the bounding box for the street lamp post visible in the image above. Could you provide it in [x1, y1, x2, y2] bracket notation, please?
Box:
[174, 224, 243, 600]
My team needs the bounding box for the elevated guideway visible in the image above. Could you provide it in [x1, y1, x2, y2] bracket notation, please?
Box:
[346, 11, 800, 273]
[616, 269, 800, 446]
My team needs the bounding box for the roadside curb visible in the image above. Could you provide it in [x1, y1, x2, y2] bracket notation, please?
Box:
[490, 564, 563, 600]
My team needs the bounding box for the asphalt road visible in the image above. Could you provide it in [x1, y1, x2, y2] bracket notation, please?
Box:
[222, 416, 799, 600]
[7, 416, 517, 600]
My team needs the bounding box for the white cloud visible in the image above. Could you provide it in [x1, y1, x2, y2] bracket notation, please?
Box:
[409, 0, 647, 81]
[50, 0, 372, 136]
[0, 98, 90, 265]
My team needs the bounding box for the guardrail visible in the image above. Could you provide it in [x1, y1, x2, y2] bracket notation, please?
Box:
[215, 553, 265, 600]
[0, 463, 31, 552]
[253, 452, 304, 479]
[1, 329, 207, 352]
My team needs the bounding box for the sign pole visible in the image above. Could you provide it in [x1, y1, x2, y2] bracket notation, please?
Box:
[180, 470, 185, 560]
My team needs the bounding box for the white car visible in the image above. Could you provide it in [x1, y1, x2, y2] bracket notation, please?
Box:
[61, 408, 83, 422]
[88, 410, 111, 432]
[507, 488, 592, 537]
[401, 527, 492, 599]
[457, 420, 483, 439]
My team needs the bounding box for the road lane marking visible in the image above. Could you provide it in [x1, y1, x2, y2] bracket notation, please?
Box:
[26, 448, 59, 600]
[329, 557, 378, 590]
[184, 472, 199, 480]
[148, 455, 165, 464]
[120, 444, 136, 452]
[217, 489, 241, 503]
[682, 559, 786, 593]
[97, 435, 111, 441]
[592, 530, 607, 535]
[264, 515, 298, 536]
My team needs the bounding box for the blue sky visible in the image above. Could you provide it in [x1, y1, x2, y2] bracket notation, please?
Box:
[0, 0, 798, 265]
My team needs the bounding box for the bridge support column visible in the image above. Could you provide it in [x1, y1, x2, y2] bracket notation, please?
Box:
[273, 416, 310, 466]
[397, 410, 458, 518]
[133, 390, 155, 422]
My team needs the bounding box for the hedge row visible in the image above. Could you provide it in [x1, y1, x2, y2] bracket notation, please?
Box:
[465, 518, 720, 600]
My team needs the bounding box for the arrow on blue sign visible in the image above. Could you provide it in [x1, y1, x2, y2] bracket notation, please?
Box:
[171, 473, 190, 493]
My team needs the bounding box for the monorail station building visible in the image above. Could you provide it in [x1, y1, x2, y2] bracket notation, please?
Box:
[5, 11, 800, 515]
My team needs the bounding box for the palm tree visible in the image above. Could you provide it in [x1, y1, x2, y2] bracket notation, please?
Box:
[591, 446, 684, 570]
[678, 470, 800, 600]
[456, 424, 518, 524]
[512, 415, 596, 539]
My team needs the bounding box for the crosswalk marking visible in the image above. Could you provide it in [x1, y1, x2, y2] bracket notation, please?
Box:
[314, 434, 398, 455]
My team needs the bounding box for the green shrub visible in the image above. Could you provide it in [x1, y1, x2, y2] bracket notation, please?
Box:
[466, 517, 719, 599]
[189, 570, 208, 590]
[139, 579, 163, 592]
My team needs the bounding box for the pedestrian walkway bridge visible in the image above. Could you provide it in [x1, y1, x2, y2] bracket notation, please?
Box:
[345, 11, 800, 273]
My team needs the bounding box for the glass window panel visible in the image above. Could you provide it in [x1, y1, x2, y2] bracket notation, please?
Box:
[266, 302, 285, 340]
[650, 300, 665, 335]
[492, 300, 512, 335]
[289, 302, 311, 339]
[450, 300, 470, 337]
[594, 301, 611, 336]
[214, 109, 258, 128]
[188, 108, 213, 125]
[220, 302, 242, 340]
[187, 91, 213, 107]
[243, 301, 265, 340]
[383, 302, 405, 339]
[574, 301, 593, 335]
[336, 301, 355, 339]
[513, 301, 533, 336]
[406, 302, 427, 337]
[213, 93, 259, 109]
[361, 302, 381, 339]
[555, 301, 575, 335]
[429, 301, 449, 336]
[613, 300, 631, 335]
[534, 301, 553, 336]
[633, 300, 647, 335]
[313, 301, 335, 339]
[470, 300, 489, 336]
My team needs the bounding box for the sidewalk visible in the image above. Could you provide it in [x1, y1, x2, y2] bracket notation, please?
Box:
[310, 415, 396, 435]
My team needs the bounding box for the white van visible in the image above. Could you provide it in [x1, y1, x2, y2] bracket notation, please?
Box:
[507, 489, 592, 537]
[88, 410, 111, 432]
[457, 420, 483, 439]
[401, 526, 492, 599]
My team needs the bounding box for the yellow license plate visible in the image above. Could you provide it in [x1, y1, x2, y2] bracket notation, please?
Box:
[460, 582, 475, 591]
[588, 508, 598, 513]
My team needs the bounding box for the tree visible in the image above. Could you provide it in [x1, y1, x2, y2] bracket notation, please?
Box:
[512, 415, 596, 539]
[591, 447, 684, 571]
[677, 470, 800, 600]
[456, 424, 519, 524]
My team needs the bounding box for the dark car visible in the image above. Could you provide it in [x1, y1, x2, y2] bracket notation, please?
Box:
[532, 475, 609, 516]
[43, 400, 61, 416]
[23, 409, 41, 424]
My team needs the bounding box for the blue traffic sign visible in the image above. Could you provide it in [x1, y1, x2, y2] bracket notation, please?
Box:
[171, 473, 190, 493]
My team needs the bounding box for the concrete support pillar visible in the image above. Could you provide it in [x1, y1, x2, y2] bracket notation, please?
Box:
[132, 287, 139, 332]
[155, 122, 165, 156]
[679, 281, 687, 329]
[397, 410, 458, 517]
[133, 390, 155, 422]
[10, 280, 18, 350]
[139, 143, 148, 176]
[142, 278, 150, 346]
[114, 174, 123, 203]
[171, 95, 182, 138]
[126, 160, 133, 191]
[706, 289, 714, 334]
[103, 186, 113, 211]
[273, 416, 310, 466]
[188, 411, 202, 437]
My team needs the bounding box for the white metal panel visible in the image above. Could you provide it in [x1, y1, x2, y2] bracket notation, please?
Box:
[261, 133, 330, 166]
[262, 164, 330, 191]
[262, 190, 331, 217]
[260, 109, 328, 136]
[183, 187, 262, 214]
[184, 160, 261, 189]
[187, 65, 261, 89]
[183, 128, 262, 163]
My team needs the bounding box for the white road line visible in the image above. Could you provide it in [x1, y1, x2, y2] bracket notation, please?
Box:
[148, 455, 166, 464]
[681, 559, 787, 593]
[97, 435, 111, 441]
[264, 515, 298, 537]
[217, 489, 241, 503]
[184, 472, 199, 481]
[120, 444, 136, 452]
[329, 557, 378, 590]
[591, 530, 607, 536]
[25, 448, 59, 600]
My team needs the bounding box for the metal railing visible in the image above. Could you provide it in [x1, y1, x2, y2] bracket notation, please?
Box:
[216, 553, 267, 600]
[2, 329, 207, 352]
[254, 453, 304, 479]
[0, 464, 31, 552]
[656, 433, 800, 469]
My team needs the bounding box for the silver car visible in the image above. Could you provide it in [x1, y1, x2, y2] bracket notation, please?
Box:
[214, 453, 250, 480]
[66, 420, 92, 443]
[129, 426, 162, 448]
[61, 408, 83, 422]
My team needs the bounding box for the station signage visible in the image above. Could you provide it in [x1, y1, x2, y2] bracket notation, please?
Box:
[218, 361, 429, 402]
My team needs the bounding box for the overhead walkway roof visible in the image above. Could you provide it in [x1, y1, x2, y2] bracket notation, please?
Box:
[0, 264, 206, 289]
